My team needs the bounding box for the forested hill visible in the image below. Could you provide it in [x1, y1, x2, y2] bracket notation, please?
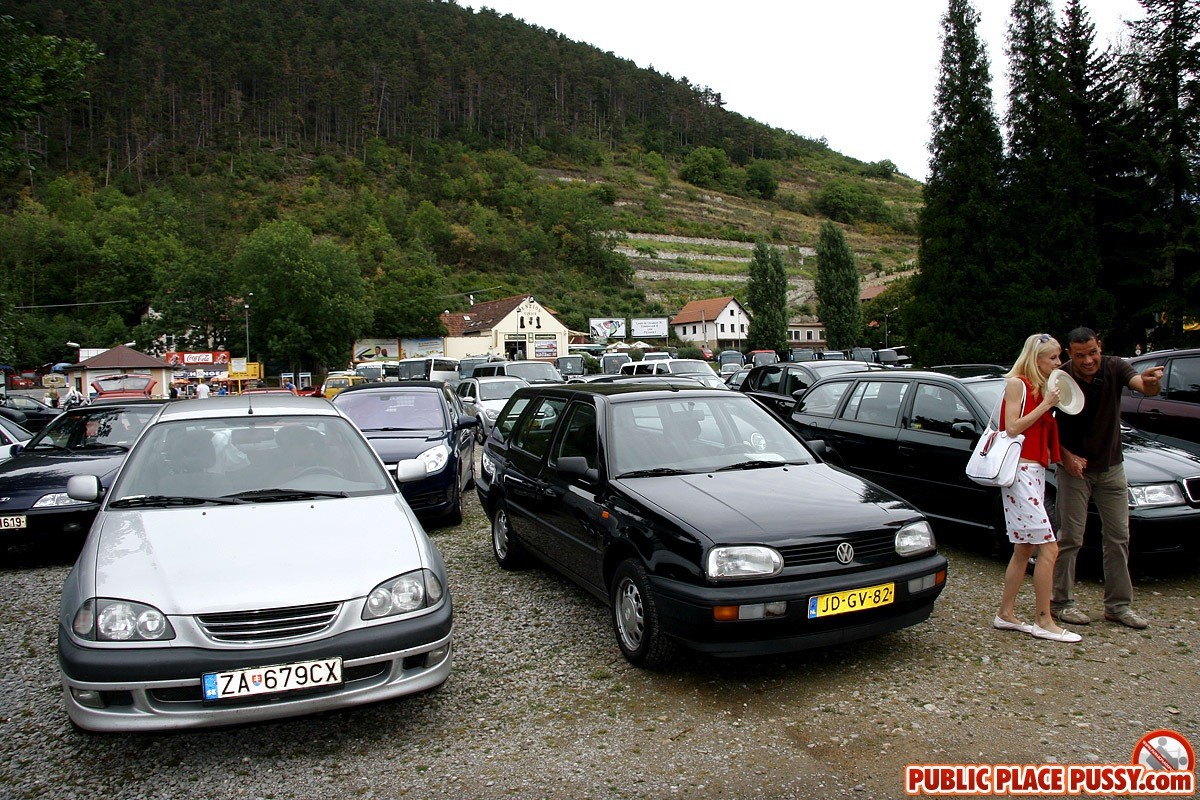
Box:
[12, 0, 829, 173]
[2, 0, 918, 373]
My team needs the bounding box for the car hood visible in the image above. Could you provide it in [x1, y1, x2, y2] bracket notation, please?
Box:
[0, 450, 126, 508]
[359, 429, 448, 462]
[616, 463, 917, 543]
[87, 494, 426, 614]
[1121, 429, 1200, 483]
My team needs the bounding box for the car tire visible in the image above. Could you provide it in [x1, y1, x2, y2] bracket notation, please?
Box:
[491, 504, 528, 569]
[611, 559, 675, 668]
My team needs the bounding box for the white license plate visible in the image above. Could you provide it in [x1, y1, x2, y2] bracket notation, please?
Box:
[0, 515, 27, 530]
[202, 657, 342, 701]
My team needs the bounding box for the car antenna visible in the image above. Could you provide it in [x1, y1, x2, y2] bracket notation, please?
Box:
[246, 391, 254, 415]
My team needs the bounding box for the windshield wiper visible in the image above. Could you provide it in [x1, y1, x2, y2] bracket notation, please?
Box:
[109, 494, 245, 508]
[227, 488, 349, 501]
[713, 459, 790, 472]
[616, 467, 691, 478]
[74, 443, 129, 451]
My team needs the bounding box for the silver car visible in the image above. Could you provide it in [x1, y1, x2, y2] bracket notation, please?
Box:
[57, 395, 452, 732]
[456, 376, 528, 441]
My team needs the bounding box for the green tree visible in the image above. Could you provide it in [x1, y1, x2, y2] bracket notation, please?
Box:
[1002, 0, 1104, 337]
[0, 15, 99, 171]
[369, 243, 449, 338]
[745, 161, 778, 199]
[678, 146, 730, 187]
[909, 0, 1007, 365]
[745, 240, 788, 353]
[1123, 0, 1200, 348]
[234, 220, 372, 372]
[814, 222, 862, 350]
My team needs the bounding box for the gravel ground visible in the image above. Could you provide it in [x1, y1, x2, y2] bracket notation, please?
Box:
[1, 486, 1198, 800]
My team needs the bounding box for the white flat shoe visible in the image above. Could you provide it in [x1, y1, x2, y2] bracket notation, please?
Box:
[993, 615, 1034, 633]
[1031, 623, 1082, 643]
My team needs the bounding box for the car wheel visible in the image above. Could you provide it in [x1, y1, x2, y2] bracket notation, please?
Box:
[491, 504, 528, 569]
[611, 559, 675, 668]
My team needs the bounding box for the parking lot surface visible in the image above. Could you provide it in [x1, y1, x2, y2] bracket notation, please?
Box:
[1, 487, 1198, 799]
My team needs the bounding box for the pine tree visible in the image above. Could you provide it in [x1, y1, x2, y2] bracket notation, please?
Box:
[1124, 0, 1200, 348]
[1004, 0, 1105, 337]
[814, 222, 861, 351]
[909, 0, 1007, 364]
[745, 240, 788, 353]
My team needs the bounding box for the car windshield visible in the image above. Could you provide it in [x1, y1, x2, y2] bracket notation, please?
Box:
[29, 407, 159, 451]
[669, 360, 712, 375]
[335, 389, 447, 430]
[109, 415, 391, 502]
[965, 380, 1005, 423]
[459, 358, 487, 378]
[505, 362, 561, 382]
[609, 395, 815, 477]
[479, 380, 524, 402]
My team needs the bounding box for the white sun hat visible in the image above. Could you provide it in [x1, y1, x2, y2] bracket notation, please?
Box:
[1048, 368, 1084, 415]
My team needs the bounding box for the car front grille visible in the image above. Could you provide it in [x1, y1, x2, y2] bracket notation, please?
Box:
[196, 603, 341, 643]
[777, 531, 897, 568]
[1184, 477, 1200, 504]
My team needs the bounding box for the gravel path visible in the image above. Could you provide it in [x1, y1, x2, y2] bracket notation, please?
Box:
[1, 488, 1197, 799]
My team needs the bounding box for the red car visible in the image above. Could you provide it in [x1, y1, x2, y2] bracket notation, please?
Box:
[699, 345, 714, 360]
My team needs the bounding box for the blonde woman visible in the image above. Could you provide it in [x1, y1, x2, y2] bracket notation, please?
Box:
[993, 333, 1081, 643]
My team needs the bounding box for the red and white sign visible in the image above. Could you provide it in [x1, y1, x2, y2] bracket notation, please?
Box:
[164, 351, 231, 366]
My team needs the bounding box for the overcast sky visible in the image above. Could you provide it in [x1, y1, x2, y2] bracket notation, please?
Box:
[462, 0, 1146, 181]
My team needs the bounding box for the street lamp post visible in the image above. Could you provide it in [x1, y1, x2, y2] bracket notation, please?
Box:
[243, 293, 253, 361]
[884, 307, 899, 349]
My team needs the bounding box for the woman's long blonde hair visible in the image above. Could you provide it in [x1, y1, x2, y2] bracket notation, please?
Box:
[1004, 333, 1059, 394]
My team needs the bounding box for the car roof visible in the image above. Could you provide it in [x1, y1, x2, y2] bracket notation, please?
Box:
[512, 383, 728, 401]
[335, 380, 446, 395]
[155, 395, 336, 421]
[471, 375, 527, 383]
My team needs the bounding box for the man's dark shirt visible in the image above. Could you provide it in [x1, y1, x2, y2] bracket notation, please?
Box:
[1058, 355, 1136, 473]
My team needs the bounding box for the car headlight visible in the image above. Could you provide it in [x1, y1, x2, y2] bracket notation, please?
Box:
[706, 545, 783, 580]
[72, 599, 175, 641]
[33, 492, 90, 508]
[416, 442, 451, 475]
[1128, 483, 1185, 507]
[362, 569, 445, 619]
[482, 408, 499, 421]
[895, 520, 936, 556]
[481, 449, 495, 477]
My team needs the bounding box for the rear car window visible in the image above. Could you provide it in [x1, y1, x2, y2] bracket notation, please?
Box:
[796, 381, 851, 417]
[841, 381, 908, 426]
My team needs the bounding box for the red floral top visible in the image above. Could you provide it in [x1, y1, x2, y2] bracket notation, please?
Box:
[1000, 377, 1061, 467]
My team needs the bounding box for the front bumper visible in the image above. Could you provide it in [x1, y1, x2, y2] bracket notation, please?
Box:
[58, 600, 453, 732]
[0, 504, 97, 549]
[648, 553, 948, 657]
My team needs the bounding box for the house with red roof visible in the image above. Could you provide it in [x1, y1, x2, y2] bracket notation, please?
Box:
[670, 297, 749, 350]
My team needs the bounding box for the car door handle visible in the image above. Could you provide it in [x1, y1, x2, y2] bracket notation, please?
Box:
[898, 446, 915, 458]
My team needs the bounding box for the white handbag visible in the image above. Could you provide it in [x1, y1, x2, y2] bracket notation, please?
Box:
[965, 383, 1026, 488]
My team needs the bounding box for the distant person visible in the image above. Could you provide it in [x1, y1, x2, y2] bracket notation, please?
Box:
[217, 384, 228, 396]
[169, 384, 179, 400]
[285, 380, 296, 393]
[1053, 327, 1164, 630]
[195, 382, 211, 400]
[992, 334, 1078, 643]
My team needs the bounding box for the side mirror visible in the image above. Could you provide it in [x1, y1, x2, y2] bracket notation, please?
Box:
[557, 455, 599, 483]
[805, 439, 828, 458]
[951, 422, 979, 440]
[396, 459, 427, 483]
[8, 443, 23, 457]
[458, 414, 479, 429]
[67, 474, 103, 502]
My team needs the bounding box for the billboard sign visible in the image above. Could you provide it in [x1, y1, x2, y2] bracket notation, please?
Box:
[630, 318, 669, 338]
[589, 317, 626, 340]
[353, 339, 402, 362]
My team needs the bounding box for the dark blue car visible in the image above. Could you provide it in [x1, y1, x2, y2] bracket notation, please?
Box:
[333, 381, 476, 525]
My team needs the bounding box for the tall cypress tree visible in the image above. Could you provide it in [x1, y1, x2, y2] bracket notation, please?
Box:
[746, 240, 788, 353]
[1004, 0, 1105, 336]
[814, 221, 861, 351]
[1124, 0, 1200, 348]
[909, 0, 1007, 364]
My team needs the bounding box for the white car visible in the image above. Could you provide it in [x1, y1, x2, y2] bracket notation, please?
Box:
[0, 415, 32, 462]
[57, 395, 452, 731]
[456, 376, 529, 441]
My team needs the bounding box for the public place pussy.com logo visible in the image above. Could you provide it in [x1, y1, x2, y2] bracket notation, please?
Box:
[905, 729, 1195, 796]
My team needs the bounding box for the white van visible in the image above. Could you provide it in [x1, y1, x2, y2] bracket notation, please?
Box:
[618, 358, 726, 388]
[395, 356, 460, 384]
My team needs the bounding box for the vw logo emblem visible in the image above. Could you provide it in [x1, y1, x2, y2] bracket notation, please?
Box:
[836, 542, 854, 564]
[0, 497, 8, 503]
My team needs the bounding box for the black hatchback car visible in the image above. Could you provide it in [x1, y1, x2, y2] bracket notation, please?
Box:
[1122, 348, 1200, 450]
[332, 381, 476, 525]
[477, 383, 947, 667]
[0, 400, 164, 554]
[740, 361, 881, 418]
[788, 370, 1200, 558]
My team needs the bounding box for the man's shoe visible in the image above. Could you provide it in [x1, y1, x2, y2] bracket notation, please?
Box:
[1053, 606, 1091, 625]
[1104, 609, 1149, 629]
